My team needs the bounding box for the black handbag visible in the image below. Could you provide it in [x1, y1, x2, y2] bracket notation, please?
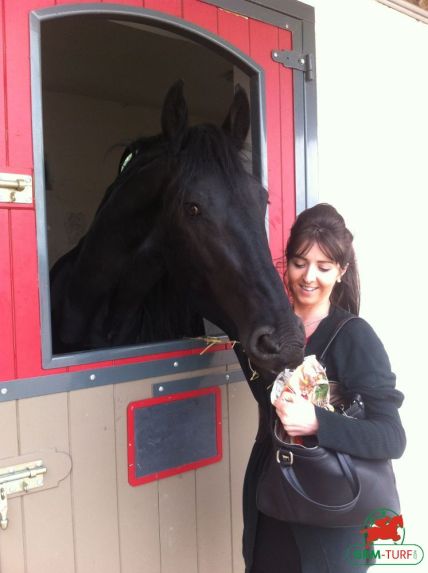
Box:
[256, 317, 401, 527]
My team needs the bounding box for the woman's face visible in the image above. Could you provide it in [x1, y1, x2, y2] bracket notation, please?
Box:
[286, 242, 344, 312]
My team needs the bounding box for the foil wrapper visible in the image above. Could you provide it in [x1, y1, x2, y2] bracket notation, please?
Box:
[270, 355, 330, 407]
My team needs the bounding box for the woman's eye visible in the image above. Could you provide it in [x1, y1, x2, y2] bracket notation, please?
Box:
[293, 261, 305, 269]
[185, 203, 201, 217]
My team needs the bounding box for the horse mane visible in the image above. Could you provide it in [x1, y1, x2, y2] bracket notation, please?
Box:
[119, 122, 249, 205]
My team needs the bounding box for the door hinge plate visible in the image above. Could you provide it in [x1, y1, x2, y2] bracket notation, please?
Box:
[272, 50, 314, 81]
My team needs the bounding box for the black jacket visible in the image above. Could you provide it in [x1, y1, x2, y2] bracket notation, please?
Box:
[242, 306, 406, 573]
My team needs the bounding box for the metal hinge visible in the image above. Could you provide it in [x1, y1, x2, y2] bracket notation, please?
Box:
[0, 173, 33, 204]
[0, 460, 46, 530]
[272, 50, 314, 81]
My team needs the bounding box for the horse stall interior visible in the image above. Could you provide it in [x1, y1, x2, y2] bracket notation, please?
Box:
[0, 1, 316, 572]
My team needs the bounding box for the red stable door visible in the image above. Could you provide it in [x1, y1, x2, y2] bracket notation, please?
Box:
[0, 0, 314, 386]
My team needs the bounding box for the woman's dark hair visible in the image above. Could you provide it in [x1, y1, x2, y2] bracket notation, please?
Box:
[285, 203, 360, 315]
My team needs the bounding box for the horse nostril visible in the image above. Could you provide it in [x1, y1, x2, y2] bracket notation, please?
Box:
[249, 327, 280, 358]
[258, 333, 281, 354]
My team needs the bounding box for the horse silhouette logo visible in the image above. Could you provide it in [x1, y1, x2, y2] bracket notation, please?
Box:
[360, 514, 404, 548]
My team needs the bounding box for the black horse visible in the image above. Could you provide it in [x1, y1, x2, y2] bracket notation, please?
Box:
[50, 81, 304, 377]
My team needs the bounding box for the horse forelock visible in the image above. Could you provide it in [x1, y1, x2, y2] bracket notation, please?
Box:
[173, 124, 248, 200]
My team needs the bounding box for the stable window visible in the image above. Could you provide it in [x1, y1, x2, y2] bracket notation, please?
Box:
[31, 7, 265, 368]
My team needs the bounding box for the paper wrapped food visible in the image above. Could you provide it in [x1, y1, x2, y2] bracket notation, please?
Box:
[270, 355, 331, 408]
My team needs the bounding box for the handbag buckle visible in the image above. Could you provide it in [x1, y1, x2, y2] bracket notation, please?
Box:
[276, 449, 293, 466]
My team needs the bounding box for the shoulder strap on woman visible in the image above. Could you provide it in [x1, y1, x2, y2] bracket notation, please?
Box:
[319, 316, 357, 362]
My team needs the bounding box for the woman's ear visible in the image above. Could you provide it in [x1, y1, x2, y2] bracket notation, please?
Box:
[337, 263, 349, 283]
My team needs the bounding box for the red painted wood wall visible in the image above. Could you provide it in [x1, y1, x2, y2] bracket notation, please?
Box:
[0, 0, 296, 383]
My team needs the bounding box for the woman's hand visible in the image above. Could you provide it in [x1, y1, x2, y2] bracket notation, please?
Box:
[274, 393, 320, 436]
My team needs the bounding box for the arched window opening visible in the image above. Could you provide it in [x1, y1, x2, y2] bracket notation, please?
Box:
[32, 9, 265, 367]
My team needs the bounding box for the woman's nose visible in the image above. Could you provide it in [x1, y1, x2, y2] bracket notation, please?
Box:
[303, 265, 317, 283]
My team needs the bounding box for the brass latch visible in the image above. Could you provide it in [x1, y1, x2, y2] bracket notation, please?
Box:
[0, 173, 33, 203]
[0, 460, 46, 530]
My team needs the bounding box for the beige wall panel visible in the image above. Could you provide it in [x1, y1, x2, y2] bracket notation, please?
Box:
[228, 379, 258, 573]
[114, 379, 161, 573]
[195, 386, 232, 573]
[17, 394, 75, 573]
[0, 400, 25, 573]
[69, 385, 120, 573]
[159, 471, 198, 573]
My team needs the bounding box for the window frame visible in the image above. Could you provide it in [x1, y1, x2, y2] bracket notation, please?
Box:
[30, 4, 268, 369]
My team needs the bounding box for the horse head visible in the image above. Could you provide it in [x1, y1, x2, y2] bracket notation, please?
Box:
[50, 81, 304, 378]
[150, 81, 304, 376]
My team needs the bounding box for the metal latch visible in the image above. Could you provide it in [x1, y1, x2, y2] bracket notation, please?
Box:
[0, 173, 33, 203]
[272, 50, 314, 81]
[0, 460, 46, 530]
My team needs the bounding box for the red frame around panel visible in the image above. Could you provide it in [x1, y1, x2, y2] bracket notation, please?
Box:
[0, 0, 296, 383]
[0, 210, 15, 380]
[127, 386, 222, 486]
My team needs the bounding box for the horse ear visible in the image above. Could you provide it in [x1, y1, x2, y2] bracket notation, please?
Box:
[222, 85, 250, 150]
[161, 80, 188, 150]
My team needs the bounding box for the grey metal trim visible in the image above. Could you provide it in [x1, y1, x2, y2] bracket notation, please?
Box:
[301, 17, 318, 210]
[30, 4, 267, 371]
[0, 350, 240, 403]
[202, 0, 314, 25]
[152, 367, 244, 397]
[202, 0, 302, 32]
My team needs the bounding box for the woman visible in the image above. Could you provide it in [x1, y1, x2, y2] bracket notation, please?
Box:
[243, 203, 406, 573]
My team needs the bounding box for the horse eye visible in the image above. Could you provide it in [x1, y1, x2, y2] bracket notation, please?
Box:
[186, 203, 201, 217]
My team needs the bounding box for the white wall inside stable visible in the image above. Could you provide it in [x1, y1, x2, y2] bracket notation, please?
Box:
[44, 91, 213, 266]
[301, 0, 428, 561]
[44, 91, 158, 265]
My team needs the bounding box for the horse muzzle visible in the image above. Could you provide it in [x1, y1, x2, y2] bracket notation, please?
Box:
[246, 325, 304, 375]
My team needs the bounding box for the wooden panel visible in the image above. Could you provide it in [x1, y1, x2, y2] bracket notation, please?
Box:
[182, 0, 217, 33]
[144, 0, 181, 15]
[249, 19, 283, 267]
[159, 472, 198, 573]
[218, 7, 250, 53]
[103, 0, 143, 5]
[0, 0, 6, 166]
[279, 27, 296, 250]
[55, 0, 101, 4]
[69, 385, 121, 573]
[0, 401, 25, 573]
[18, 394, 75, 573]
[3, 0, 55, 169]
[228, 379, 258, 573]
[0, 209, 15, 381]
[195, 386, 233, 573]
[114, 379, 161, 573]
[10, 209, 44, 378]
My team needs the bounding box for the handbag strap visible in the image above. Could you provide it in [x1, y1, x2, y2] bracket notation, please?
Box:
[319, 316, 357, 363]
[277, 449, 362, 512]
